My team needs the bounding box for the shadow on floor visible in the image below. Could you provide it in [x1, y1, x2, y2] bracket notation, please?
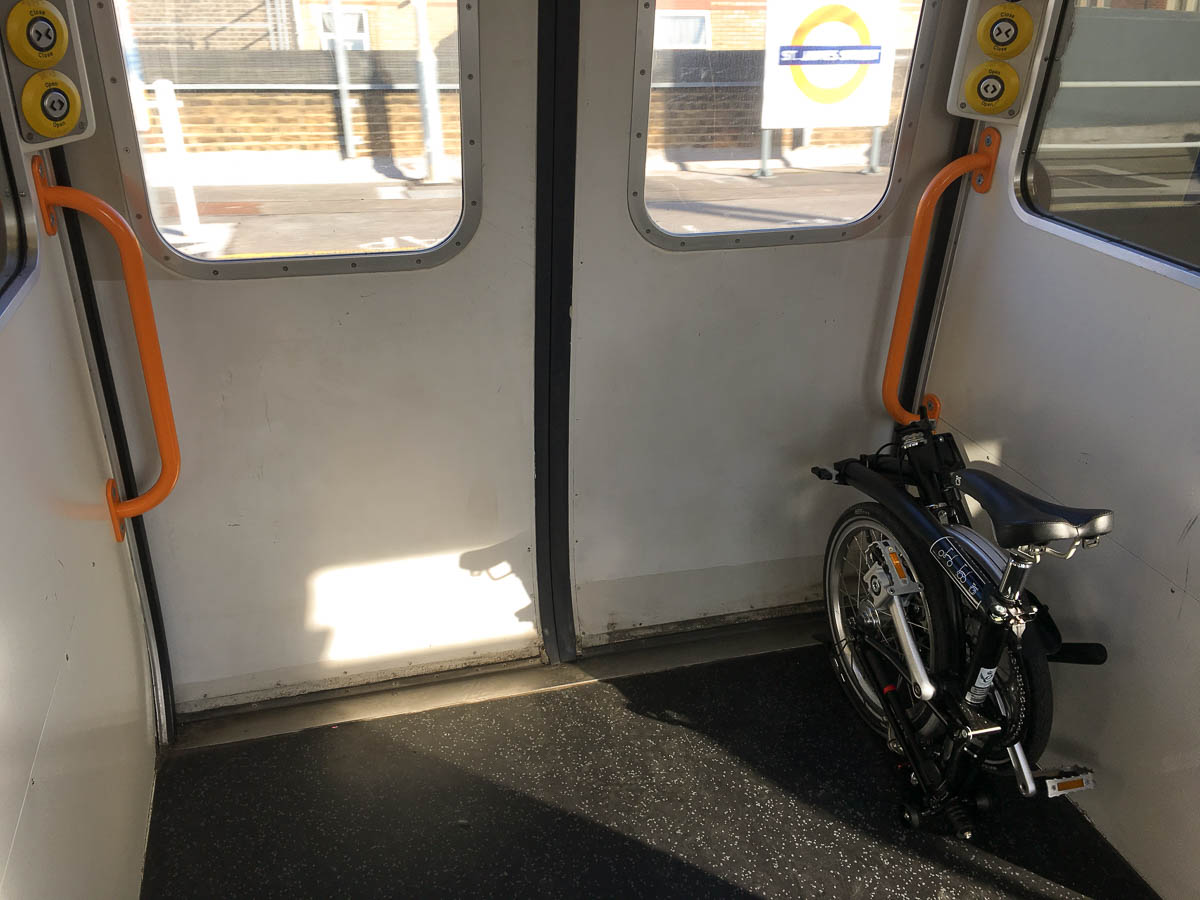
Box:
[606, 647, 1158, 900]
[141, 731, 751, 898]
[142, 647, 1158, 899]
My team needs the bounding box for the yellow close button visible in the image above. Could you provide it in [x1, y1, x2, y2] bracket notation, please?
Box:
[976, 2, 1034, 60]
[6, 0, 68, 69]
[964, 60, 1019, 115]
[21, 69, 80, 137]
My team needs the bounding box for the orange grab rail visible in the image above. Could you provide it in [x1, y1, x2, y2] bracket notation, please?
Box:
[32, 156, 180, 542]
[882, 127, 1000, 426]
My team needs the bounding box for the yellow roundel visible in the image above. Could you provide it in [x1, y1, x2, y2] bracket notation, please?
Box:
[964, 60, 1019, 115]
[6, 0, 69, 69]
[21, 69, 80, 138]
[789, 4, 873, 104]
[976, 2, 1034, 60]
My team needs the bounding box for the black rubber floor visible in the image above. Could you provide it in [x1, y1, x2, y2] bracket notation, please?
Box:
[142, 646, 1157, 899]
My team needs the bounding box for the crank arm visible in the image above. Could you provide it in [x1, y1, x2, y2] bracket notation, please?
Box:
[1008, 741, 1038, 798]
[858, 613, 936, 703]
[989, 689, 1037, 797]
[889, 595, 936, 701]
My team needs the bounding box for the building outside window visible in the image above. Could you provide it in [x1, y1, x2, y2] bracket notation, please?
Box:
[639, 0, 926, 237]
[317, 7, 369, 52]
[116, 0, 466, 261]
[654, 10, 712, 49]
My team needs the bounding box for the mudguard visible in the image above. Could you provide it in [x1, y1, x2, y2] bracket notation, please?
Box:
[832, 458, 1005, 615]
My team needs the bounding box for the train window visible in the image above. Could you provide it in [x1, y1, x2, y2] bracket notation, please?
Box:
[1023, 3, 1200, 272]
[107, 0, 480, 272]
[630, 0, 932, 246]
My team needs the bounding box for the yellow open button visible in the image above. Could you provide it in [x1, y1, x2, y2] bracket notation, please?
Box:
[6, 0, 68, 69]
[964, 60, 1020, 115]
[21, 69, 80, 137]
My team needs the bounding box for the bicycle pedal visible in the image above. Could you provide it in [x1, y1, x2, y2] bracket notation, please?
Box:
[1042, 768, 1095, 798]
[1047, 642, 1108, 666]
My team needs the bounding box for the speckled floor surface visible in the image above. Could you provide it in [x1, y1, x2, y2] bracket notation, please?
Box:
[141, 646, 1157, 899]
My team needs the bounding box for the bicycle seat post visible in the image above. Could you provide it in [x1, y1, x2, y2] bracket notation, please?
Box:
[999, 554, 1034, 602]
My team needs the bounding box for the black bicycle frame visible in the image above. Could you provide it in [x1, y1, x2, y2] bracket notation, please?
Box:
[826, 428, 1018, 796]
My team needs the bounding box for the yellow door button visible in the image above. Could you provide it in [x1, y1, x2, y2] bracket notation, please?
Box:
[976, 2, 1034, 60]
[6, 0, 69, 69]
[964, 60, 1019, 115]
[21, 69, 80, 137]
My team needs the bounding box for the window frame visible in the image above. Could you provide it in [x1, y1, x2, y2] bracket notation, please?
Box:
[628, 0, 945, 251]
[653, 10, 712, 50]
[316, 7, 371, 52]
[1016, 1, 1200, 280]
[91, 0, 482, 280]
[0, 90, 36, 324]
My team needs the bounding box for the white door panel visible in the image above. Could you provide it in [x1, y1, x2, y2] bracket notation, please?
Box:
[569, 2, 962, 645]
[69, 1, 542, 710]
[93, 260, 540, 709]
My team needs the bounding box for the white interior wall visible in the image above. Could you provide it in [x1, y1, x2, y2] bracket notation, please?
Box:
[66, 0, 543, 710]
[0, 239, 155, 896]
[928, 119, 1200, 899]
[568, 2, 962, 646]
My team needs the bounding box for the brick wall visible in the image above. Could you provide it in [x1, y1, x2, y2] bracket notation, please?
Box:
[139, 54, 908, 159]
[707, 0, 925, 50]
[128, 0, 272, 51]
[139, 89, 461, 155]
[647, 55, 911, 151]
[711, 0, 768, 50]
[127, 0, 460, 53]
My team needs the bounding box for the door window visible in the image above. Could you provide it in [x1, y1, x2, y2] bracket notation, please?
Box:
[108, 0, 479, 270]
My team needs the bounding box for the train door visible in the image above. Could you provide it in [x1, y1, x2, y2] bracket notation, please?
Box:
[64, 0, 542, 713]
[58, 0, 968, 715]
[565, 1, 964, 647]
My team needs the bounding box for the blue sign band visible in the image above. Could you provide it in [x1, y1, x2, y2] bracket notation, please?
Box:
[778, 45, 882, 66]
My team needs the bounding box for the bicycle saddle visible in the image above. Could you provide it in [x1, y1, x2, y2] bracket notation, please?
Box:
[953, 468, 1114, 548]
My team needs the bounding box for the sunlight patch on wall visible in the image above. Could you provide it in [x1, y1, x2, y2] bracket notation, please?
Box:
[968, 439, 1003, 467]
[307, 550, 536, 663]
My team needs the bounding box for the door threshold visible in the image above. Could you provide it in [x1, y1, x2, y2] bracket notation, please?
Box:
[172, 612, 824, 752]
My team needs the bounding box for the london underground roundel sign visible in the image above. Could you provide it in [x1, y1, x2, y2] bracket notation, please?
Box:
[762, 0, 897, 130]
[786, 5, 876, 104]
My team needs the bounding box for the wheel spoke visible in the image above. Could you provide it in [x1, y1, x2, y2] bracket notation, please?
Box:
[854, 533, 866, 598]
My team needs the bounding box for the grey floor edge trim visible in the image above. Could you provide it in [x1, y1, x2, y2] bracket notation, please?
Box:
[172, 614, 824, 752]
